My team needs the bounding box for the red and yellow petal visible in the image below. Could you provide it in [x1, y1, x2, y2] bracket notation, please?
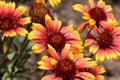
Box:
[38, 56, 54, 70]
[14, 27, 28, 37]
[77, 22, 88, 33]
[64, 31, 80, 40]
[111, 50, 119, 60]
[45, 14, 61, 32]
[106, 13, 118, 26]
[72, 4, 89, 12]
[97, 0, 105, 8]
[76, 59, 96, 68]
[113, 36, 120, 43]
[49, 57, 58, 66]
[82, 12, 91, 20]
[100, 19, 114, 31]
[32, 44, 47, 54]
[0, 1, 5, 16]
[112, 49, 120, 57]
[104, 5, 112, 12]
[48, 44, 59, 60]
[48, 0, 61, 8]
[38, 61, 54, 70]
[16, 17, 31, 25]
[76, 72, 95, 80]
[70, 43, 83, 51]
[60, 25, 73, 34]
[12, 5, 26, 19]
[105, 48, 118, 60]
[53, 20, 62, 33]
[73, 54, 84, 62]
[96, 75, 104, 80]
[94, 66, 105, 75]
[85, 39, 96, 47]
[61, 43, 71, 59]
[89, 44, 99, 54]
[31, 23, 46, 34]
[6, 2, 15, 16]
[112, 27, 120, 36]
[105, 48, 112, 60]
[95, 48, 105, 62]
[113, 40, 120, 46]
[68, 39, 82, 44]
[88, 19, 96, 26]
[89, 0, 95, 8]
[4, 29, 17, 37]
[28, 30, 46, 42]
[45, 14, 55, 31]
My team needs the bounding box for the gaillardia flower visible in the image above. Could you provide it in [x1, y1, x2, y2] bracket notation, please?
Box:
[0, 1, 31, 37]
[28, 14, 82, 53]
[29, 0, 52, 26]
[72, 0, 117, 32]
[85, 20, 120, 62]
[37, 44, 97, 80]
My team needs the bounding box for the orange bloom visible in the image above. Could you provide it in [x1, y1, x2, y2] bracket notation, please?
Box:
[72, 0, 117, 32]
[85, 20, 120, 62]
[0, 1, 31, 37]
[37, 44, 97, 80]
[28, 15, 82, 53]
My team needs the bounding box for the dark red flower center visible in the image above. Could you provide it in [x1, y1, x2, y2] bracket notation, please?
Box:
[55, 59, 76, 80]
[89, 7, 107, 23]
[98, 31, 113, 49]
[0, 17, 13, 31]
[48, 33, 66, 51]
[29, 3, 52, 26]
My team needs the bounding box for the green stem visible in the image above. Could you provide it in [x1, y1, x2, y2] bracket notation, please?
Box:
[13, 23, 32, 66]
[83, 29, 91, 43]
[40, 70, 47, 79]
[13, 35, 29, 66]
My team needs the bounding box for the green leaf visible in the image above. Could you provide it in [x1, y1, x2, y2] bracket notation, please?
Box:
[2, 72, 11, 80]
[7, 52, 16, 60]
[7, 63, 13, 73]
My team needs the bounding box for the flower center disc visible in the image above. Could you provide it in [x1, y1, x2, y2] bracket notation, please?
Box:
[55, 59, 76, 80]
[98, 31, 113, 49]
[29, 3, 51, 25]
[48, 33, 66, 51]
[89, 7, 107, 23]
[0, 17, 13, 30]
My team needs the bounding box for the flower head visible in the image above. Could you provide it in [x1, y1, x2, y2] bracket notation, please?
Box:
[29, 0, 52, 26]
[37, 44, 97, 80]
[72, 0, 117, 32]
[85, 20, 120, 62]
[0, 1, 31, 37]
[28, 14, 82, 53]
